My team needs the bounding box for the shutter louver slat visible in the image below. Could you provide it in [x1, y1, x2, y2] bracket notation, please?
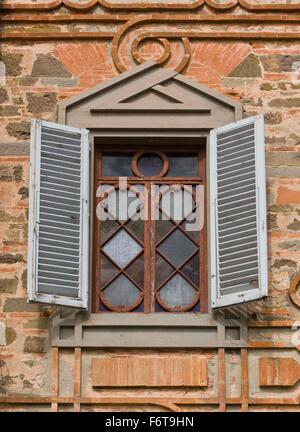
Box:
[210, 114, 268, 308]
[28, 119, 89, 309]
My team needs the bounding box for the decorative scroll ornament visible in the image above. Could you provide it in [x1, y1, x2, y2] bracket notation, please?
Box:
[121, 35, 191, 73]
[112, 17, 192, 73]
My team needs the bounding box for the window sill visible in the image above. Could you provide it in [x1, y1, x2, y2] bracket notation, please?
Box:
[52, 311, 248, 348]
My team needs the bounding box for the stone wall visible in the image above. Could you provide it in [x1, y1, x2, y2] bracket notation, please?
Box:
[0, 0, 299, 411]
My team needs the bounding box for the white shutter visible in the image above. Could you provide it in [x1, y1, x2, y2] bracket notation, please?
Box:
[210, 114, 268, 308]
[27, 119, 89, 309]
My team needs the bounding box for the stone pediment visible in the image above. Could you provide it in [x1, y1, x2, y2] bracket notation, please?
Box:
[59, 61, 242, 130]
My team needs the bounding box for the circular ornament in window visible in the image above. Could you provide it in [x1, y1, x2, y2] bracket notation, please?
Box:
[132, 151, 169, 177]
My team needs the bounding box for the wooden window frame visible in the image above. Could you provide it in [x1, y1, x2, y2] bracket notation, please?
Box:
[92, 141, 207, 314]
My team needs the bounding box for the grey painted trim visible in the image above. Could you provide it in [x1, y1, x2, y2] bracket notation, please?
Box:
[0, 142, 30, 156]
[174, 75, 243, 111]
[90, 106, 211, 113]
[52, 311, 248, 348]
[58, 106, 66, 124]
[88, 135, 94, 313]
[102, 69, 178, 104]
[207, 135, 213, 313]
[59, 61, 160, 111]
[91, 130, 210, 137]
[58, 61, 243, 126]
[152, 84, 184, 103]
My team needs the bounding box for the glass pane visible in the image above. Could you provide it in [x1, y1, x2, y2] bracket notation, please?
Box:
[102, 153, 133, 176]
[137, 153, 164, 176]
[126, 254, 144, 286]
[160, 187, 195, 222]
[159, 274, 196, 309]
[102, 188, 136, 221]
[181, 253, 199, 286]
[155, 217, 174, 243]
[155, 254, 174, 287]
[167, 153, 198, 177]
[103, 274, 140, 308]
[126, 209, 144, 243]
[100, 253, 118, 286]
[100, 220, 119, 244]
[102, 229, 142, 268]
[158, 229, 197, 267]
[181, 220, 199, 244]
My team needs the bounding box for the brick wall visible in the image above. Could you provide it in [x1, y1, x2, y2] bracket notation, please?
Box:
[0, 0, 299, 411]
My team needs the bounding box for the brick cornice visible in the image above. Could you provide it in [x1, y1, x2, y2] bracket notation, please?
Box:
[2, 3, 300, 75]
[2, 13, 300, 24]
[2, 11, 300, 74]
[2, 0, 300, 12]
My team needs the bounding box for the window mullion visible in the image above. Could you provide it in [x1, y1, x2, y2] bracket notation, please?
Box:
[144, 181, 153, 313]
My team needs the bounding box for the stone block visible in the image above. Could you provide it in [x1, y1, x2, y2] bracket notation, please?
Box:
[6, 121, 30, 140]
[228, 54, 262, 78]
[1, 53, 23, 76]
[261, 54, 300, 73]
[26, 93, 57, 114]
[23, 336, 45, 353]
[0, 277, 18, 294]
[31, 53, 72, 78]
[3, 298, 48, 313]
[0, 253, 24, 264]
[0, 322, 6, 346]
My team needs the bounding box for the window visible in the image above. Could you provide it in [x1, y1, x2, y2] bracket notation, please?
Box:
[27, 115, 268, 311]
[92, 144, 207, 313]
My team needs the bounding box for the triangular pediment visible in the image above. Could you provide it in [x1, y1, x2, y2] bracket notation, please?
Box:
[59, 61, 242, 129]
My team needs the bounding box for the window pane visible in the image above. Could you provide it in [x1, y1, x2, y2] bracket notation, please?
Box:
[100, 220, 119, 244]
[102, 229, 142, 268]
[159, 274, 196, 309]
[100, 253, 118, 286]
[126, 254, 144, 286]
[103, 274, 140, 308]
[101, 187, 138, 221]
[126, 211, 144, 243]
[158, 229, 197, 267]
[155, 217, 174, 242]
[137, 153, 164, 176]
[167, 153, 198, 177]
[155, 254, 174, 287]
[181, 253, 199, 286]
[181, 220, 199, 244]
[160, 187, 195, 222]
[102, 153, 133, 176]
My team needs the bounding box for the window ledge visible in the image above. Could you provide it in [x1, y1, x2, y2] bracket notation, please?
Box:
[52, 311, 248, 348]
